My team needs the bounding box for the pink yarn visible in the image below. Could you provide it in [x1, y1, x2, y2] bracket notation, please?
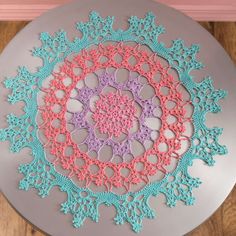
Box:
[93, 91, 136, 137]
[39, 43, 192, 191]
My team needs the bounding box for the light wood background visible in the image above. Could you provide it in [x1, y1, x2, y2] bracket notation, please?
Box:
[0, 21, 235, 236]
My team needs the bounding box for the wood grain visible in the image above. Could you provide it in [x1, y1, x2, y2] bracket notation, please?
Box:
[0, 21, 28, 53]
[0, 21, 235, 236]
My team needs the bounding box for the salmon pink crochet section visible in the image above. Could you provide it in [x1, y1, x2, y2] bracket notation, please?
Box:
[39, 43, 192, 191]
[93, 91, 136, 137]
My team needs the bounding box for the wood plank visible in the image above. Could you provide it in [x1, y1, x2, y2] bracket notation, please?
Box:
[0, 21, 235, 236]
[0, 21, 29, 53]
[0, 0, 236, 21]
[0, 194, 27, 236]
[187, 187, 236, 236]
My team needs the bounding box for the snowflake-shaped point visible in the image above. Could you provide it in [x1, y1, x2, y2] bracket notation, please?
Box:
[168, 39, 203, 73]
[128, 12, 165, 43]
[192, 77, 227, 113]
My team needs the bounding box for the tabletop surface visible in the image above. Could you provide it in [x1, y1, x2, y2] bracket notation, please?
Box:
[0, 1, 236, 236]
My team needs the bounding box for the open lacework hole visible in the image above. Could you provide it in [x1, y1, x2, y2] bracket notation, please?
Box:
[36, 42, 194, 194]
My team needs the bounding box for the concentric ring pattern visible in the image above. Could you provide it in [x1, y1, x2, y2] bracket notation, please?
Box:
[0, 12, 227, 233]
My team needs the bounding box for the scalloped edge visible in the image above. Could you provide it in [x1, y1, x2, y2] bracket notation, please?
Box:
[0, 11, 227, 233]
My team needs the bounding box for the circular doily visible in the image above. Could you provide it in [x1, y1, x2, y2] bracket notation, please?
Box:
[0, 4, 232, 235]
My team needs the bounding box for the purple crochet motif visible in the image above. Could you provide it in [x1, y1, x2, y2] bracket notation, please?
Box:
[68, 70, 161, 161]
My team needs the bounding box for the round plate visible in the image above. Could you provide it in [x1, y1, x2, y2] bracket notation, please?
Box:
[0, 0, 236, 235]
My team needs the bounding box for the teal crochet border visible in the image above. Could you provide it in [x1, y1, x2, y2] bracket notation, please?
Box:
[0, 12, 227, 233]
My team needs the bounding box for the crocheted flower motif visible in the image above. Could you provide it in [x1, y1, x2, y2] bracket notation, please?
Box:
[0, 11, 227, 233]
[93, 91, 136, 137]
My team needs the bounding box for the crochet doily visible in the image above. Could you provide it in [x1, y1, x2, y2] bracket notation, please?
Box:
[0, 12, 227, 233]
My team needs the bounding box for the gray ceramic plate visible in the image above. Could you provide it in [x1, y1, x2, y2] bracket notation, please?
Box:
[0, 0, 236, 235]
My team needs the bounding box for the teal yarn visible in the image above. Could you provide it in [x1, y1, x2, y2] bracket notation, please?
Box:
[0, 12, 227, 233]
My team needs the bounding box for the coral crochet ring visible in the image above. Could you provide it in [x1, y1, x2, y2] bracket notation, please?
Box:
[40, 43, 193, 192]
[0, 1, 235, 236]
